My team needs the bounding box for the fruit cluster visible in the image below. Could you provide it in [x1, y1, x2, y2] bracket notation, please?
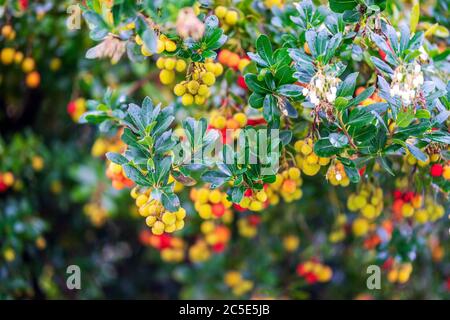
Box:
[157, 57, 186, 85]
[136, 33, 177, 56]
[1, 24, 16, 40]
[430, 162, 450, 180]
[188, 240, 211, 263]
[392, 190, 445, 223]
[83, 202, 108, 227]
[200, 221, 231, 253]
[237, 215, 261, 238]
[294, 139, 330, 176]
[214, 6, 239, 32]
[67, 98, 87, 122]
[132, 188, 186, 235]
[268, 167, 303, 203]
[105, 162, 134, 190]
[224, 271, 254, 296]
[0, 46, 40, 88]
[208, 110, 247, 143]
[386, 260, 413, 284]
[329, 214, 347, 242]
[296, 260, 333, 284]
[190, 187, 232, 219]
[0, 171, 14, 192]
[140, 231, 185, 263]
[347, 183, 384, 220]
[326, 161, 350, 187]
[217, 49, 250, 73]
[174, 61, 222, 106]
[235, 188, 269, 212]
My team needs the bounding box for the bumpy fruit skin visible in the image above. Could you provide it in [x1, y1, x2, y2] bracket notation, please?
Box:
[159, 69, 175, 85]
[173, 83, 186, 96]
[201, 72, 216, 86]
[181, 94, 194, 106]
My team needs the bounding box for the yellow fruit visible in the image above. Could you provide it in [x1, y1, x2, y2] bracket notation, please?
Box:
[201, 221, 215, 234]
[225, 10, 239, 25]
[3, 248, 15, 262]
[414, 209, 428, 224]
[175, 59, 187, 72]
[136, 194, 148, 207]
[2, 172, 14, 186]
[194, 95, 206, 105]
[176, 208, 186, 220]
[175, 220, 185, 230]
[198, 204, 212, 219]
[361, 204, 376, 219]
[302, 163, 320, 176]
[430, 154, 440, 162]
[213, 63, 224, 76]
[197, 84, 210, 96]
[215, 6, 228, 19]
[249, 200, 263, 211]
[306, 153, 319, 164]
[181, 94, 194, 106]
[174, 83, 186, 96]
[152, 221, 165, 235]
[31, 156, 44, 171]
[443, 166, 450, 180]
[300, 144, 312, 156]
[22, 57, 35, 73]
[353, 195, 367, 209]
[162, 212, 176, 225]
[238, 59, 251, 73]
[145, 215, 157, 227]
[156, 39, 165, 54]
[1, 25, 13, 38]
[233, 113, 247, 127]
[318, 157, 330, 166]
[165, 223, 177, 233]
[187, 80, 200, 94]
[352, 218, 369, 236]
[14, 51, 24, 64]
[156, 57, 165, 69]
[209, 189, 222, 204]
[25, 71, 40, 88]
[214, 116, 227, 129]
[159, 69, 175, 85]
[201, 72, 216, 86]
[288, 167, 301, 180]
[401, 203, 414, 217]
[164, 40, 177, 52]
[387, 269, 398, 283]
[224, 271, 242, 287]
[164, 58, 176, 70]
[256, 190, 268, 202]
[1, 48, 15, 65]
[283, 235, 300, 252]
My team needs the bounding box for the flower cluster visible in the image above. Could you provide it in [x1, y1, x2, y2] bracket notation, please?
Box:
[390, 62, 424, 105]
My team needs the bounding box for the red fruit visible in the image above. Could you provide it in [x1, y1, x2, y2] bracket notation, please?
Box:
[139, 230, 152, 245]
[393, 190, 402, 200]
[305, 273, 318, 284]
[248, 214, 261, 226]
[67, 101, 76, 114]
[244, 189, 253, 197]
[378, 49, 387, 61]
[212, 203, 225, 218]
[157, 234, 172, 250]
[430, 164, 443, 177]
[403, 191, 415, 202]
[19, 0, 28, 10]
[212, 242, 225, 253]
[392, 199, 404, 217]
[296, 264, 306, 276]
[237, 75, 247, 90]
[233, 203, 246, 212]
[0, 182, 7, 192]
[382, 257, 394, 270]
[246, 118, 266, 126]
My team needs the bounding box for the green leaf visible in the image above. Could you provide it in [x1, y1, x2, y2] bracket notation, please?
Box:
[106, 152, 128, 165]
[277, 84, 302, 98]
[314, 138, 341, 157]
[201, 171, 231, 188]
[335, 97, 349, 110]
[329, 133, 349, 148]
[329, 0, 358, 13]
[256, 35, 274, 65]
[415, 109, 431, 119]
[123, 164, 151, 186]
[244, 74, 269, 94]
[396, 109, 415, 128]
